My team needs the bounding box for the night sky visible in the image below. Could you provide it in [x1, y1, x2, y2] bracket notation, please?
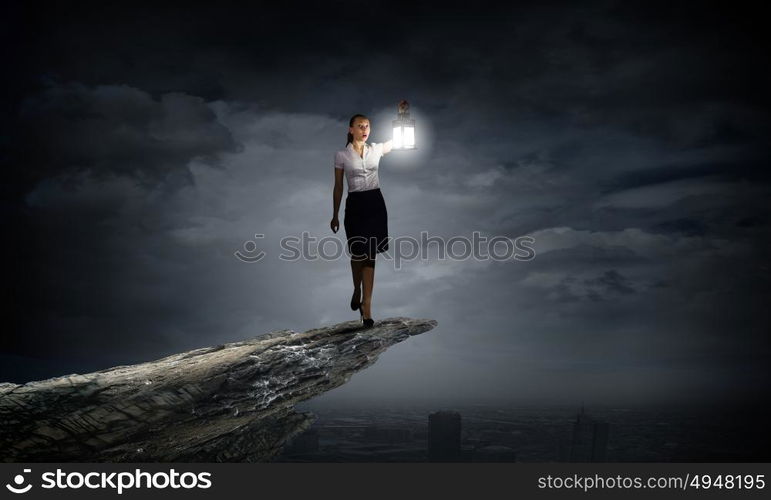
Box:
[3, 1, 769, 408]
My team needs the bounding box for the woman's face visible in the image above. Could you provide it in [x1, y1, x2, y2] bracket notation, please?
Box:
[349, 118, 370, 142]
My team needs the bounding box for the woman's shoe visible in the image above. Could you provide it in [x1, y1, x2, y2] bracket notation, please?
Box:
[350, 288, 361, 311]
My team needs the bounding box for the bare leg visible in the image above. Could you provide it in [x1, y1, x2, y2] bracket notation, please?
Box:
[350, 257, 363, 305]
[360, 256, 375, 319]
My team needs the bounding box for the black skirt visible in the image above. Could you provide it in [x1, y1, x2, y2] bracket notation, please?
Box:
[344, 187, 389, 259]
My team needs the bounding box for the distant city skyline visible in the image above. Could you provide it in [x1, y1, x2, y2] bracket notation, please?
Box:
[278, 400, 767, 462]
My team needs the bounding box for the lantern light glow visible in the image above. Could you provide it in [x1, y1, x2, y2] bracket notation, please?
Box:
[393, 126, 403, 149]
[392, 100, 416, 150]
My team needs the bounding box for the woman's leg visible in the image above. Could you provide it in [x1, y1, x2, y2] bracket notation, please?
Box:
[350, 257, 363, 304]
[360, 256, 375, 319]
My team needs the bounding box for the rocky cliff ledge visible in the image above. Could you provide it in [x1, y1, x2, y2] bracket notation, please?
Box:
[0, 317, 437, 462]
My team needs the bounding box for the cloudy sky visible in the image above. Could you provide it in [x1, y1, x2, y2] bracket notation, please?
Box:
[3, 1, 769, 408]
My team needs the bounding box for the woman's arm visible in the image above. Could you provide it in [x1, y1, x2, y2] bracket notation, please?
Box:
[331, 168, 344, 232]
[382, 139, 393, 155]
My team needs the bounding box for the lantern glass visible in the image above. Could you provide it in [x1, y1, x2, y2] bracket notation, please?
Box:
[393, 126, 403, 149]
[404, 126, 415, 148]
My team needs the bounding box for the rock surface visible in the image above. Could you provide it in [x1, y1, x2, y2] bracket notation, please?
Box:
[0, 317, 438, 462]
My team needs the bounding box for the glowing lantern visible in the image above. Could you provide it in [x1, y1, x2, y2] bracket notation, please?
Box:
[392, 99, 416, 150]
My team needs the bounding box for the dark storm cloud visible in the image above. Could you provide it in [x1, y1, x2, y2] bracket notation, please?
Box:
[585, 269, 637, 299]
[3, 0, 769, 406]
[600, 158, 770, 194]
[14, 81, 240, 192]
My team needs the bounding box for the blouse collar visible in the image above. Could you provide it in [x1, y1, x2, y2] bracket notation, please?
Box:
[347, 142, 370, 152]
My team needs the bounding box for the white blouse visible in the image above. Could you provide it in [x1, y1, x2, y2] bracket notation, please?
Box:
[334, 142, 384, 192]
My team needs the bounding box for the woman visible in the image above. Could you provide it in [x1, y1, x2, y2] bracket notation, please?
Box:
[330, 113, 393, 328]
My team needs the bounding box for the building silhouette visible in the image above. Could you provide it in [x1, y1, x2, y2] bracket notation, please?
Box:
[428, 410, 462, 462]
[568, 404, 609, 462]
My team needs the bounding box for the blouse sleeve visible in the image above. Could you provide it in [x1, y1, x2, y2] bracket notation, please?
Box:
[334, 151, 344, 169]
[374, 142, 384, 158]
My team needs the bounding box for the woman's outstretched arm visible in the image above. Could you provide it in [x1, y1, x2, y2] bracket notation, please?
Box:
[382, 139, 393, 155]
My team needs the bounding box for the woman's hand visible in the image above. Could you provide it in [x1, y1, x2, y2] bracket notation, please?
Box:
[330, 216, 339, 233]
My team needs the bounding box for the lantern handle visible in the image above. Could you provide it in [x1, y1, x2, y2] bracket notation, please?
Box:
[398, 99, 410, 117]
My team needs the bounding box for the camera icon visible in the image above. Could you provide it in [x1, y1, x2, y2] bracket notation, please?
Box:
[5, 469, 32, 494]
